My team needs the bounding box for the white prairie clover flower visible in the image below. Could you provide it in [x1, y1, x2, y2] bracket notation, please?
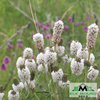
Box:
[44, 50, 57, 65]
[0, 93, 4, 100]
[33, 33, 44, 50]
[51, 66, 63, 82]
[52, 20, 64, 44]
[96, 88, 100, 100]
[0, 86, 4, 100]
[58, 74, 70, 88]
[86, 23, 99, 49]
[12, 82, 24, 92]
[56, 45, 65, 56]
[18, 67, 30, 83]
[25, 59, 36, 69]
[38, 64, 48, 73]
[16, 57, 24, 69]
[59, 80, 70, 88]
[29, 80, 35, 92]
[36, 53, 44, 65]
[63, 54, 72, 64]
[45, 46, 54, 52]
[87, 66, 99, 80]
[8, 90, 19, 100]
[77, 48, 88, 60]
[23, 47, 33, 59]
[71, 58, 84, 75]
[12, 77, 24, 92]
[70, 41, 82, 55]
[53, 20, 64, 33]
[89, 53, 95, 65]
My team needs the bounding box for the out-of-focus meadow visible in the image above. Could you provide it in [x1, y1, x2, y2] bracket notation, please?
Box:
[0, 0, 100, 99]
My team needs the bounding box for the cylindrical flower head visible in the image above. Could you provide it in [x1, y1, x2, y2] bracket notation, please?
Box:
[52, 20, 64, 44]
[53, 20, 64, 34]
[25, 59, 36, 69]
[33, 33, 44, 50]
[51, 69, 63, 82]
[77, 48, 88, 60]
[38, 64, 48, 73]
[58, 80, 70, 88]
[29, 80, 35, 92]
[71, 58, 84, 75]
[36, 53, 44, 65]
[89, 53, 95, 65]
[87, 66, 99, 80]
[86, 23, 99, 49]
[70, 41, 82, 55]
[96, 88, 100, 100]
[18, 67, 30, 83]
[23, 48, 33, 59]
[56, 45, 65, 56]
[16, 57, 24, 69]
[44, 50, 57, 65]
[8, 90, 19, 100]
[62, 55, 72, 64]
[0, 93, 4, 100]
[12, 82, 24, 92]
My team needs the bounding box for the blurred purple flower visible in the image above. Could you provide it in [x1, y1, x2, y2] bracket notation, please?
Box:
[35, 21, 39, 25]
[1, 63, 7, 70]
[64, 26, 69, 31]
[39, 24, 43, 27]
[44, 34, 51, 39]
[43, 26, 47, 30]
[32, 56, 34, 59]
[36, 66, 38, 69]
[75, 22, 79, 26]
[46, 23, 50, 27]
[3, 56, 11, 64]
[57, 19, 61, 21]
[83, 27, 87, 32]
[10, 44, 14, 49]
[31, 33, 34, 36]
[86, 16, 90, 20]
[54, 1, 57, 4]
[67, 41, 70, 45]
[68, 17, 72, 22]
[80, 21, 85, 25]
[17, 43, 23, 48]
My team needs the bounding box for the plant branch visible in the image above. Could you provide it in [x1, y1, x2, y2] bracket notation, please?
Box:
[8, 0, 33, 21]
[0, 32, 18, 50]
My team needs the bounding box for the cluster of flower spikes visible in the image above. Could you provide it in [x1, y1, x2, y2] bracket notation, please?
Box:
[33, 20, 70, 89]
[5, 47, 36, 100]
[70, 23, 99, 81]
[1, 20, 99, 100]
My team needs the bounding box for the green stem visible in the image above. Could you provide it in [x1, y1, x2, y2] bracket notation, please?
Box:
[54, 43, 56, 52]
[88, 49, 91, 60]
[34, 93, 40, 100]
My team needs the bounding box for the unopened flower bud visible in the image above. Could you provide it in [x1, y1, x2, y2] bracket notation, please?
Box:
[84, 60, 91, 67]
[93, 64, 98, 69]
[30, 71, 35, 81]
[53, 66, 59, 72]
[11, 90, 16, 95]
[0, 85, 3, 93]
[13, 77, 19, 86]
[62, 74, 67, 82]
